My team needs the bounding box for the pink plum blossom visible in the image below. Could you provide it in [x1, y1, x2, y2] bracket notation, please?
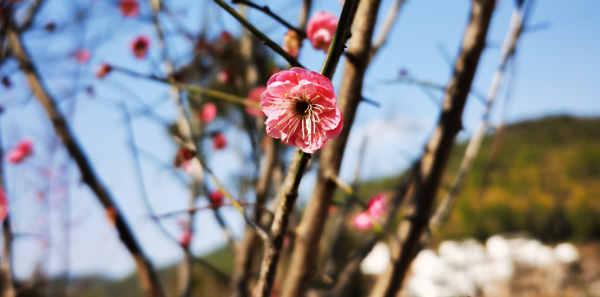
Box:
[131, 35, 150, 59]
[0, 189, 8, 223]
[353, 194, 386, 230]
[180, 230, 192, 246]
[74, 49, 91, 64]
[306, 11, 338, 52]
[199, 103, 217, 123]
[209, 190, 224, 207]
[211, 132, 227, 150]
[119, 0, 139, 18]
[7, 138, 33, 164]
[260, 67, 343, 153]
[246, 86, 266, 117]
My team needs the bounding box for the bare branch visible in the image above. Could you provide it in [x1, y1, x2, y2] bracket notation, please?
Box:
[367, 1, 495, 295]
[430, 0, 527, 230]
[4, 18, 165, 297]
[232, 0, 307, 38]
[369, 0, 406, 59]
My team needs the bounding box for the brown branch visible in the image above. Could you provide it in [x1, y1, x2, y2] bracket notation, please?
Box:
[369, 0, 406, 60]
[231, 139, 279, 297]
[367, 1, 495, 296]
[3, 19, 165, 297]
[254, 150, 311, 297]
[298, 0, 312, 30]
[280, 1, 383, 296]
[0, 130, 15, 297]
[430, 1, 526, 230]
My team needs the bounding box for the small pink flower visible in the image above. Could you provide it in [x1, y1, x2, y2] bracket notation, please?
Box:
[0, 189, 8, 223]
[261, 67, 343, 153]
[306, 11, 338, 52]
[283, 30, 301, 58]
[198, 103, 217, 123]
[353, 194, 386, 230]
[7, 138, 33, 164]
[119, 0, 139, 18]
[131, 35, 150, 59]
[246, 86, 266, 117]
[211, 132, 227, 150]
[180, 230, 192, 246]
[74, 49, 91, 64]
[209, 190, 224, 206]
[96, 63, 112, 79]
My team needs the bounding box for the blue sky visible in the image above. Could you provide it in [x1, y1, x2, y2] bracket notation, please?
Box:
[1, 0, 599, 280]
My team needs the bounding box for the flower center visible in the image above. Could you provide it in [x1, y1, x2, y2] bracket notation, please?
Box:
[293, 100, 311, 117]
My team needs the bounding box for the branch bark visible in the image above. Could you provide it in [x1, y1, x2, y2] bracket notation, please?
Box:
[4, 20, 165, 297]
[280, 1, 383, 296]
[430, 1, 526, 230]
[367, 1, 495, 296]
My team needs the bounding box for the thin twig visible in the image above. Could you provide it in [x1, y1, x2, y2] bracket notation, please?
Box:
[17, 0, 45, 32]
[213, 0, 304, 68]
[367, 1, 495, 295]
[4, 17, 165, 297]
[254, 150, 311, 297]
[369, 0, 406, 59]
[232, 0, 307, 39]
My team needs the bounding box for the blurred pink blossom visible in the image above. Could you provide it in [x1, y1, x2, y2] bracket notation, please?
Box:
[353, 194, 386, 230]
[119, 0, 139, 17]
[0, 189, 8, 222]
[211, 132, 227, 150]
[74, 49, 91, 64]
[306, 11, 338, 52]
[209, 190, 224, 207]
[7, 138, 33, 164]
[261, 67, 343, 153]
[180, 230, 192, 246]
[246, 86, 266, 117]
[199, 103, 217, 123]
[131, 35, 150, 59]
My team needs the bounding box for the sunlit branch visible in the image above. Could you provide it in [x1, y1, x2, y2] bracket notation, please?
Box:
[370, 0, 406, 59]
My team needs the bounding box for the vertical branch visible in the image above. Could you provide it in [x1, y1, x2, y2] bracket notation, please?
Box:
[367, 1, 495, 296]
[231, 139, 279, 297]
[3, 20, 165, 297]
[254, 151, 311, 297]
[369, 0, 406, 60]
[430, 0, 527, 230]
[281, 1, 383, 297]
[298, 0, 313, 30]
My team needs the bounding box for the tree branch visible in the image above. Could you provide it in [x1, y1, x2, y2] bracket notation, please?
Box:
[430, 0, 527, 230]
[4, 18, 165, 297]
[367, 1, 495, 295]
